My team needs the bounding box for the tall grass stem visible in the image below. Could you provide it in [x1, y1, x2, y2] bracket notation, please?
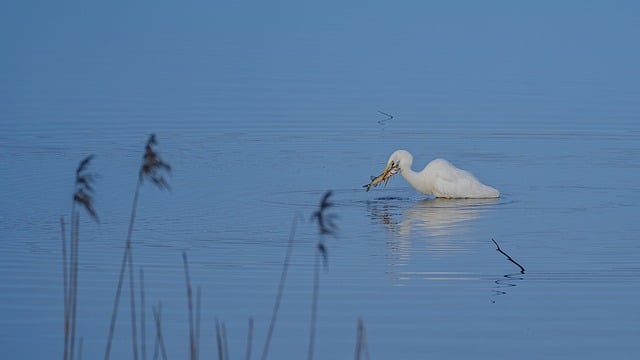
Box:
[104, 183, 141, 360]
[260, 214, 301, 360]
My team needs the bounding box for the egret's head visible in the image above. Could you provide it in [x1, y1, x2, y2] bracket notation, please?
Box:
[387, 150, 412, 173]
[380, 151, 405, 183]
[363, 150, 405, 191]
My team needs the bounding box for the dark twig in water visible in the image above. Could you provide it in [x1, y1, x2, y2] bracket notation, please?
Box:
[492, 238, 525, 274]
[377, 110, 394, 125]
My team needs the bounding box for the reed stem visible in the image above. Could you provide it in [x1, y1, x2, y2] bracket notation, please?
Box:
[104, 182, 141, 360]
[69, 211, 79, 360]
[61, 216, 69, 360]
[307, 246, 321, 360]
[128, 249, 139, 360]
[246, 317, 254, 360]
[260, 215, 301, 360]
[140, 269, 147, 360]
[152, 303, 168, 360]
[182, 252, 197, 360]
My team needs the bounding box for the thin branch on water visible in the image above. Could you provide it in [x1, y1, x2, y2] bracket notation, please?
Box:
[492, 238, 525, 274]
[260, 213, 303, 360]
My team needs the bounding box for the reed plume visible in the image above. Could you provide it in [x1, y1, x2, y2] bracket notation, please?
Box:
[308, 190, 336, 360]
[104, 134, 171, 360]
[63, 155, 98, 360]
[311, 190, 337, 235]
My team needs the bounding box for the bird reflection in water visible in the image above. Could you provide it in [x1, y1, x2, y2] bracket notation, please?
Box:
[367, 196, 499, 283]
[368, 197, 499, 250]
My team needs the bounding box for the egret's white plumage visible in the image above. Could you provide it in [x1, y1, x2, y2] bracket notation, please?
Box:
[377, 150, 499, 198]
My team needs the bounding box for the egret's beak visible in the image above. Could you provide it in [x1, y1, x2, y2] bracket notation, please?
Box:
[381, 161, 399, 186]
[364, 160, 400, 192]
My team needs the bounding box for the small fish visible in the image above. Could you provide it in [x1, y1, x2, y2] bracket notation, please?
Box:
[363, 163, 399, 192]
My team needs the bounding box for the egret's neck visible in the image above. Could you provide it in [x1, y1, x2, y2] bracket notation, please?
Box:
[400, 167, 423, 191]
[399, 161, 432, 195]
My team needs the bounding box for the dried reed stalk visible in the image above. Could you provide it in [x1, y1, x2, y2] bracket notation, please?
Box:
[246, 317, 254, 360]
[260, 214, 302, 360]
[104, 135, 170, 360]
[354, 318, 370, 360]
[182, 252, 198, 360]
[308, 191, 335, 360]
[152, 303, 168, 360]
[62, 155, 98, 360]
[140, 269, 147, 360]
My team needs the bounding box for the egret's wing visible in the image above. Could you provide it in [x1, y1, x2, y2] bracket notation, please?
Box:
[428, 159, 480, 198]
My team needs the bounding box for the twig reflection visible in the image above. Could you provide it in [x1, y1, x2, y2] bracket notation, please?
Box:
[491, 272, 525, 303]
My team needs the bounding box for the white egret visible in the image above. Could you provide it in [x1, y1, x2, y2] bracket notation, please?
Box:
[364, 150, 500, 198]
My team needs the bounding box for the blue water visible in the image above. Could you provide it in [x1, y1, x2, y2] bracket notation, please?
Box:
[1, 1, 640, 359]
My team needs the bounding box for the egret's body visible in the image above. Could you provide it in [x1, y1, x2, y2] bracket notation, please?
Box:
[370, 150, 499, 198]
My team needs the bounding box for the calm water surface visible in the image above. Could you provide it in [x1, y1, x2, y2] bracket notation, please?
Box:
[2, 2, 640, 359]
